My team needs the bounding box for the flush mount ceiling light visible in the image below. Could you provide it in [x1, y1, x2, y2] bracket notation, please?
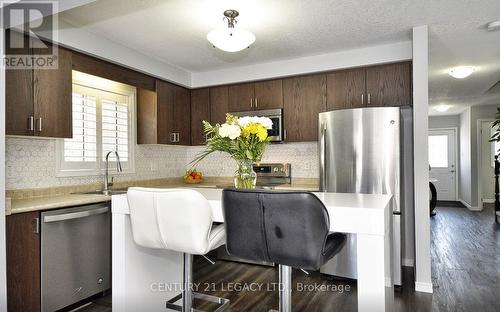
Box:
[207, 10, 256, 52]
[486, 20, 500, 32]
[448, 66, 476, 79]
[434, 104, 452, 112]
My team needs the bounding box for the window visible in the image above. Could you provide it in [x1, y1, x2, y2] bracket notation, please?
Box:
[428, 135, 448, 168]
[57, 71, 135, 176]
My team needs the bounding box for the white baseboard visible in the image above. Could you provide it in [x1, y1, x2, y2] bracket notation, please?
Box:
[402, 258, 414, 267]
[415, 282, 433, 293]
[482, 198, 495, 204]
[458, 198, 481, 211]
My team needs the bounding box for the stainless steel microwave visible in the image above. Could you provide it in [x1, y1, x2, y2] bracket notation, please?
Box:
[231, 108, 283, 142]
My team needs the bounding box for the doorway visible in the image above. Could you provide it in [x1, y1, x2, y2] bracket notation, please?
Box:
[428, 129, 457, 201]
[478, 120, 497, 206]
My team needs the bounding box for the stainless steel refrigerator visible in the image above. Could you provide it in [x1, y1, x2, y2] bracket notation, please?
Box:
[318, 107, 413, 286]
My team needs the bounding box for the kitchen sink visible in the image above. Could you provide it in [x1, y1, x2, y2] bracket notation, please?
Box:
[75, 189, 128, 195]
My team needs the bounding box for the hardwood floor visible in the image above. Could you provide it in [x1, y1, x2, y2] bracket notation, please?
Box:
[78, 204, 499, 312]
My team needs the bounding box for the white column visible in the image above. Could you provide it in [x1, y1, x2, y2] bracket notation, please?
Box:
[412, 25, 433, 293]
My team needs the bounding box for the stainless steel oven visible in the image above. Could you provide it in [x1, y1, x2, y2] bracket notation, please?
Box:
[231, 108, 283, 142]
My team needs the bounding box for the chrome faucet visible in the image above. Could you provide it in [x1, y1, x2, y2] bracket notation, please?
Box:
[104, 151, 123, 193]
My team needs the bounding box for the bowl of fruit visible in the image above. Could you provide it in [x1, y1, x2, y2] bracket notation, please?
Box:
[183, 169, 203, 184]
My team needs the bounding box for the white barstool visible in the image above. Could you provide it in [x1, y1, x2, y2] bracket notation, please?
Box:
[127, 187, 229, 312]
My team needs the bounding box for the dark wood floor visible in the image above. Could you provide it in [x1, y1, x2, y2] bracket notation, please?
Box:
[79, 203, 499, 312]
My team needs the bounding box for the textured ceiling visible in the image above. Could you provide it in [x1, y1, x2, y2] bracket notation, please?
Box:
[59, 0, 500, 115]
[429, 17, 500, 116]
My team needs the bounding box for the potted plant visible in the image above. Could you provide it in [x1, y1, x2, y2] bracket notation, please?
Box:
[191, 114, 272, 189]
[490, 107, 500, 154]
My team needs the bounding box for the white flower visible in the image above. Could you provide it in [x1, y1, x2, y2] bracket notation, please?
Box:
[218, 123, 241, 140]
[238, 116, 273, 130]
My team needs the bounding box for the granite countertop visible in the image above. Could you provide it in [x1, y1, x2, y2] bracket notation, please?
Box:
[6, 178, 319, 215]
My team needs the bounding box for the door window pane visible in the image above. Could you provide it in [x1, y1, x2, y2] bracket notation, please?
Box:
[429, 135, 448, 168]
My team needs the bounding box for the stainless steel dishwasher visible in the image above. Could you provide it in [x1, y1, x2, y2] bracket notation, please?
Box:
[41, 203, 111, 312]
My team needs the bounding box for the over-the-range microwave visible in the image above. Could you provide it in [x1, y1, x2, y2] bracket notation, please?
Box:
[231, 108, 283, 142]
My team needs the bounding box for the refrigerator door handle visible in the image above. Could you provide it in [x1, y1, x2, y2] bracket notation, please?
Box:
[320, 123, 327, 191]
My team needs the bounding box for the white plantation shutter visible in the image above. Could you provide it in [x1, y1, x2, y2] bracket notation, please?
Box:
[58, 80, 135, 176]
[64, 93, 97, 162]
[101, 97, 129, 162]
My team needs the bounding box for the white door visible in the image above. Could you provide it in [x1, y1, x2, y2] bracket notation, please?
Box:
[428, 129, 457, 200]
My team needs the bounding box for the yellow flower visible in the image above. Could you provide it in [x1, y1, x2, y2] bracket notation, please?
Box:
[242, 123, 268, 142]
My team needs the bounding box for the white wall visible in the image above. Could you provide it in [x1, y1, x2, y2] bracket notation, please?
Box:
[191, 41, 412, 87]
[429, 115, 460, 129]
[459, 108, 472, 206]
[412, 25, 433, 293]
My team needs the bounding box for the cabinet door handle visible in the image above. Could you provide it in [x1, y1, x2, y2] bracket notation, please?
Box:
[361, 94, 364, 105]
[367, 93, 371, 105]
[255, 98, 258, 108]
[283, 129, 287, 141]
[36, 117, 42, 132]
[27, 116, 34, 131]
[32, 218, 39, 234]
[250, 98, 253, 108]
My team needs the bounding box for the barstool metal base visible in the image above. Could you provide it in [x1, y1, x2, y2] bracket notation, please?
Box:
[166, 292, 230, 312]
[269, 265, 293, 312]
[166, 253, 229, 312]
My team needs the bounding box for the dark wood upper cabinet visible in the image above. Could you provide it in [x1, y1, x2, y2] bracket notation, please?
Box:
[5, 60, 34, 136]
[228, 83, 254, 112]
[33, 47, 73, 138]
[155, 80, 175, 144]
[5, 33, 72, 138]
[283, 74, 326, 142]
[6, 212, 41, 312]
[138, 80, 191, 145]
[326, 68, 366, 110]
[172, 86, 191, 145]
[254, 79, 283, 110]
[366, 62, 412, 107]
[137, 88, 158, 144]
[191, 88, 210, 145]
[210, 86, 229, 125]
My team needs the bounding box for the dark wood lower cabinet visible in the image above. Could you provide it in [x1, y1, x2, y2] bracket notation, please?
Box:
[6, 212, 41, 312]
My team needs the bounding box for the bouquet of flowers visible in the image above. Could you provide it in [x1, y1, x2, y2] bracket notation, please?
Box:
[191, 113, 273, 188]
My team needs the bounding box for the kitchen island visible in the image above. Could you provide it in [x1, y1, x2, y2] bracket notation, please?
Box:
[112, 188, 393, 312]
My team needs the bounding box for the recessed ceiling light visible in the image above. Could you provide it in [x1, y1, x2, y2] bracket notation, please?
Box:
[486, 20, 500, 32]
[448, 66, 476, 79]
[207, 10, 256, 53]
[434, 104, 452, 112]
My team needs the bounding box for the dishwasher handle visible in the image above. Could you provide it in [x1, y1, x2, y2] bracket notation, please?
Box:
[43, 206, 109, 223]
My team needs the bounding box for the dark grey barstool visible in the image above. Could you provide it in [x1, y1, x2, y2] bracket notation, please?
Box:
[222, 189, 347, 312]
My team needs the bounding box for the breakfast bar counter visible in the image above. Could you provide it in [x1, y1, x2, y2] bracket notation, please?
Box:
[111, 188, 393, 312]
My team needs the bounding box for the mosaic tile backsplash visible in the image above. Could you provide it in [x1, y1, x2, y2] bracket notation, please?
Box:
[6, 137, 319, 190]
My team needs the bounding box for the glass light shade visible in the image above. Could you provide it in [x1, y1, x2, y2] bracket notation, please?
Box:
[448, 66, 475, 79]
[207, 27, 256, 52]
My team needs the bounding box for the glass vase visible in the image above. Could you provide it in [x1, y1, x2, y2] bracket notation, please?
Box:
[234, 159, 257, 189]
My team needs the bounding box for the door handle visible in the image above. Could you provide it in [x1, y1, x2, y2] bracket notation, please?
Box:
[319, 124, 327, 192]
[450, 170, 455, 173]
[27, 116, 34, 131]
[361, 94, 364, 105]
[255, 98, 258, 108]
[250, 98, 253, 108]
[43, 206, 109, 223]
[36, 117, 42, 132]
